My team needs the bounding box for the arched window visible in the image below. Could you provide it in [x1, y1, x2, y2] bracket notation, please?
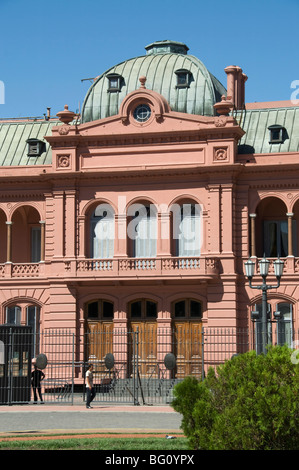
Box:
[173, 299, 202, 319]
[173, 203, 201, 257]
[128, 204, 157, 258]
[129, 299, 157, 320]
[90, 204, 114, 259]
[86, 300, 114, 320]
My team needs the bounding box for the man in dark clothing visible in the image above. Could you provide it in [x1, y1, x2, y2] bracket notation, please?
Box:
[31, 365, 45, 403]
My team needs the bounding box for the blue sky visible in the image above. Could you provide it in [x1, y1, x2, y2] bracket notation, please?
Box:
[0, 0, 298, 118]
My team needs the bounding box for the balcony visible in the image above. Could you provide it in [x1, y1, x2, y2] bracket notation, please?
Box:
[1, 256, 299, 281]
[0, 262, 44, 278]
[64, 256, 220, 280]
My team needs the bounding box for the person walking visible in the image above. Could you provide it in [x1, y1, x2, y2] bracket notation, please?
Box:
[31, 364, 45, 403]
[85, 363, 96, 409]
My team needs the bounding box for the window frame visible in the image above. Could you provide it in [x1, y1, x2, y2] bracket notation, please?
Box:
[175, 69, 191, 89]
[129, 299, 158, 320]
[86, 299, 114, 320]
[268, 125, 285, 144]
[107, 73, 123, 92]
[172, 299, 202, 320]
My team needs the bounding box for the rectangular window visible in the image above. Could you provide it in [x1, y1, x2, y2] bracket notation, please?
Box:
[31, 226, 41, 262]
[276, 302, 293, 347]
[263, 220, 294, 257]
[6, 306, 21, 325]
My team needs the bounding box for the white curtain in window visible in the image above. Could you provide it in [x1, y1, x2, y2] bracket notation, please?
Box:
[134, 210, 157, 258]
[177, 204, 201, 257]
[92, 206, 114, 259]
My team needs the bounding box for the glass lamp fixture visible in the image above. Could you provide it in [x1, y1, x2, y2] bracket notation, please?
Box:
[259, 257, 270, 277]
[273, 258, 284, 278]
[244, 258, 255, 279]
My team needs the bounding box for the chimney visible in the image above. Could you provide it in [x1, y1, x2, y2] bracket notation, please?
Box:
[224, 66, 247, 110]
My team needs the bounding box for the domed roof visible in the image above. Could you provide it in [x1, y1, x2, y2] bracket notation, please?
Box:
[81, 40, 226, 123]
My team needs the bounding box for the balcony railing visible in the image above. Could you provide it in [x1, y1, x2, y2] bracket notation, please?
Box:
[0, 262, 43, 278]
[2, 256, 299, 280]
[67, 256, 219, 278]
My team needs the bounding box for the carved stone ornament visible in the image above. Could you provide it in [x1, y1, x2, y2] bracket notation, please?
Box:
[214, 148, 228, 161]
[58, 125, 70, 135]
[57, 155, 70, 168]
[215, 115, 228, 127]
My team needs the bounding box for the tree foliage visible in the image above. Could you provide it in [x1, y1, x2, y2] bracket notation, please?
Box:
[171, 346, 299, 450]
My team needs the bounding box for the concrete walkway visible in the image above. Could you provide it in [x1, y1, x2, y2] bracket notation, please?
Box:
[0, 403, 183, 436]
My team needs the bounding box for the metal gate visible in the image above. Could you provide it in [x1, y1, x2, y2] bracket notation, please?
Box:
[0, 325, 33, 404]
[0, 328, 75, 405]
[0, 326, 251, 405]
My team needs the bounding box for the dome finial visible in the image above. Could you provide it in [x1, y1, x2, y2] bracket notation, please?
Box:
[139, 76, 146, 88]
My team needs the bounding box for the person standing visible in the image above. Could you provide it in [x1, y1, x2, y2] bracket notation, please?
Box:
[31, 364, 45, 403]
[85, 363, 96, 409]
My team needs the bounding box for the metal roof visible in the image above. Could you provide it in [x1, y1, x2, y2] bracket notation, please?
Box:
[237, 106, 299, 154]
[0, 119, 59, 166]
[81, 41, 226, 123]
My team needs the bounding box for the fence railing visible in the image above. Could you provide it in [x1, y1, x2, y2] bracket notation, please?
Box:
[0, 325, 298, 405]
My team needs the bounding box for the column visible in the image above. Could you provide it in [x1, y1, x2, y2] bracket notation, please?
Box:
[287, 212, 294, 257]
[65, 190, 76, 258]
[53, 191, 64, 258]
[208, 184, 221, 253]
[6, 221, 12, 263]
[249, 214, 256, 257]
[158, 211, 172, 256]
[221, 184, 233, 253]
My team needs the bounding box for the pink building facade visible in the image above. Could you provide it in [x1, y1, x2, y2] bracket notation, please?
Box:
[0, 41, 298, 380]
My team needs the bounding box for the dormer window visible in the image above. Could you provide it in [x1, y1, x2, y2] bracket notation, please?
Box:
[26, 138, 46, 157]
[107, 73, 123, 92]
[268, 125, 286, 144]
[175, 69, 191, 88]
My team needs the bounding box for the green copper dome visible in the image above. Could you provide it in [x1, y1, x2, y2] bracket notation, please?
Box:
[81, 40, 226, 123]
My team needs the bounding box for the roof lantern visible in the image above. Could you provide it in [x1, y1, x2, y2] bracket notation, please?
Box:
[145, 40, 189, 55]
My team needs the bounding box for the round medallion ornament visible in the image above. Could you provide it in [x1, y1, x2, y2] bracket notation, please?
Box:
[133, 104, 151, 122]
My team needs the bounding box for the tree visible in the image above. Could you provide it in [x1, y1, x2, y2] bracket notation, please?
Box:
[171, 346, 299, 450]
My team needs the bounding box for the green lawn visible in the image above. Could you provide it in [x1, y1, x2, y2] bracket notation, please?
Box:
[0, 435, 189, 451]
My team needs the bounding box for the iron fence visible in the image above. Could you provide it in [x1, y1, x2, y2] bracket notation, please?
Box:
[0, 325, 298, 405]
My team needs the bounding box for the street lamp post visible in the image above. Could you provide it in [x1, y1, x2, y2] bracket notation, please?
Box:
[244, 257, 284, 355]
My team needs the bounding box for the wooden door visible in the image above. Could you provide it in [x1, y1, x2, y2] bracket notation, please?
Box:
[129, 321, 157, 377]
[173, 321, 202, 378]
[86, 321, 114, 373]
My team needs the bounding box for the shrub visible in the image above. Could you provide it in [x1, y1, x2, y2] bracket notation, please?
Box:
[171, 345, 299, 450]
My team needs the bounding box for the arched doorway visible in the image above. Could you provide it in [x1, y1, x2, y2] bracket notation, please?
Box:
[11, 206, 42, 263]
[128, 299, 157, 376]
[255, 197, 289, 258]
[172, 299, 202, 378]
[85, 300, 114, 369]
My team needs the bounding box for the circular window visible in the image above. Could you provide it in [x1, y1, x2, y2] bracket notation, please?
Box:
[133, 104, 151, 122]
